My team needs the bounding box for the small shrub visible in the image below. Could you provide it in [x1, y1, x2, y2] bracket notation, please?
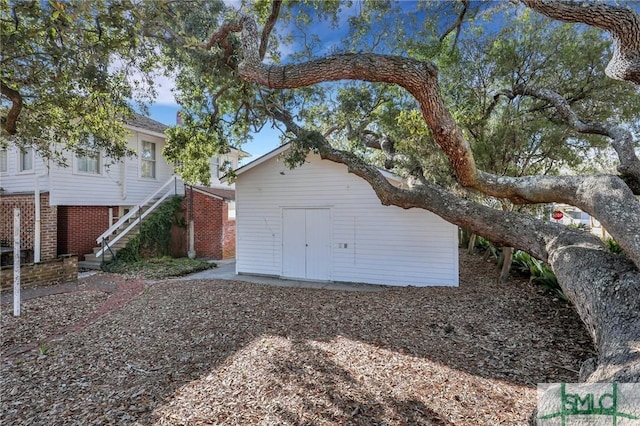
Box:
[605, 238, 623, 254]
[568, 223, 588, 231]
[512, 250, 567, 301]
[475, 237, 501, 259]
[530, 262, 568, 301]
[38, 343, 54, 356]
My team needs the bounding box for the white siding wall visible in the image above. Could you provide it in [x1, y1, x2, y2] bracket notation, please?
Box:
[48, 131, 175, 206]
[236, 152, 459, 287]
[208, 151, 240, 188]
[0, 145, 50, 193]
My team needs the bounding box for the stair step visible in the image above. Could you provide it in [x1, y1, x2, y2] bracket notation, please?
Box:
[90, 195, 174, 263]
[84, 252, 113, 262]
[78, 260, 102, 271]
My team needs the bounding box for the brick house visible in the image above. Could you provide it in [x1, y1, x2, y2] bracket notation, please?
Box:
[0, 113, 247, 264]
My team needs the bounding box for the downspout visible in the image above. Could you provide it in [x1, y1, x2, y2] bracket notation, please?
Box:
[121, 156, 127, 200]
[33, 168, 48, 263]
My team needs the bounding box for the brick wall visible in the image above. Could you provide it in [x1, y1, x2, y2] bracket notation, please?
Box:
[0, 255, 78, 290]
[0, 192, 57, 262]
[197, 195, 222, 259]
[178, 189, 236, 260]
[58, 206, 110, 260]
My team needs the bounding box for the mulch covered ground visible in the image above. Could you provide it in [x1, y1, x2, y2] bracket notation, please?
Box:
[0, 251, 593, 425]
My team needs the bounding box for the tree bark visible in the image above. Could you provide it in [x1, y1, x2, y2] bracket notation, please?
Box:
[1, 81, 22, 135]
[231, 19, 640, 269]
[522, 0, 640, 84]
[498, 247, 513, 283]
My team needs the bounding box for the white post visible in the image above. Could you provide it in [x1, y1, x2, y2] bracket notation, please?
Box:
[108, 207, 113, 226]
[13, 208, 21, 317]
[34, 176, 41, 263]
[188, 220, 196, 259]
[187, 187, 196, 259]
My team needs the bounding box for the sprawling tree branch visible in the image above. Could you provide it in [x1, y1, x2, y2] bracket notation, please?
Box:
[522, 0, 640, 84]
[258, 0, 282, 61]
[223, 16, 640, 268]
[203, 18, 245, 56]
[438, 0, 469, 49]
[344, 122, 427, 185]
[272, 107, 640, 382]
[1, 80, 23, 135]
[512, 84, 640, 193]
[270, 105, 590, 262]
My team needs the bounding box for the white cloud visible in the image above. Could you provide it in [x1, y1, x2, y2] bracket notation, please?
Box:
[109, 55, 180, 107]
[222, 0, 241, 10]
[149, 71, 179, 106]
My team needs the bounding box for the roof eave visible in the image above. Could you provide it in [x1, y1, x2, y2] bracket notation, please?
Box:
[125, 125, 167, 139]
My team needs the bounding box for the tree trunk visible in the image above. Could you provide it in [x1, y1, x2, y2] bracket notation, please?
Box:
[498, 247, 513, 283]
[467, 233, 477, 254]
[215, 10, 640, 419]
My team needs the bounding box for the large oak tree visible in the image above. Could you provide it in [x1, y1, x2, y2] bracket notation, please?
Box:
[197, 0, 640, 390]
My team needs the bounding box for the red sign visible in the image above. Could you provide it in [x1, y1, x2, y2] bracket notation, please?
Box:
[552, 210, 564, 220]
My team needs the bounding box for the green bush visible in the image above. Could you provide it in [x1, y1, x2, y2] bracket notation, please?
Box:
[605, 238, 623, 254]
[511, 250, 567, 301]
[111, 196, 184, 264]
[106, 257, 213, 279]
[512, 250, 535, 275]
[475, 236, 501, 258]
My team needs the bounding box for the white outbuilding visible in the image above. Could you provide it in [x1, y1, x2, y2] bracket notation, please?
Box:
[231, 144, 459, 287]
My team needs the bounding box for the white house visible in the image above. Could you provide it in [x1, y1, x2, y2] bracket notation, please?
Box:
[0, 113, 247, 263]
[550, 203, 611, 239]
[230, 144, 459, 287]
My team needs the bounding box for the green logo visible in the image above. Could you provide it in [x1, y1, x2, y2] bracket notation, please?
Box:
[538, 383, 640, 425]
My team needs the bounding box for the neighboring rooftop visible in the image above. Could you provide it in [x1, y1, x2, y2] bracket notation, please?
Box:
[125, 113, 169, 134]
[193, 185, 235, 201]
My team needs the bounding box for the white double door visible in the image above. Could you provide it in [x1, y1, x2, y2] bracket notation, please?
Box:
[282, 208, 331, 280]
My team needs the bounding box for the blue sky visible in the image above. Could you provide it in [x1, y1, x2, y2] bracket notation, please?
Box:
[142, 1, 501, 162]
[144, 0, 426, 161]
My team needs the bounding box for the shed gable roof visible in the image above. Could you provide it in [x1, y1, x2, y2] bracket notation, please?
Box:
[229, 143, 402, 184]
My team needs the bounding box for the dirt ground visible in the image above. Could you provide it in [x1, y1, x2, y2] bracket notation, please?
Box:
[1, 251, 593, 425]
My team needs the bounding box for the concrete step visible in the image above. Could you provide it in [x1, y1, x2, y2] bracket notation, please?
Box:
[84, 252, 113, 263]
[97, 232, 140, 251]
[92, 241, 131, 254]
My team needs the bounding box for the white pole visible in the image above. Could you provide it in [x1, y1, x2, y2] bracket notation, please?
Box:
[13, 208, 21, 317]
[187, 187, 196, 259]
[34, 176, 41, 263]
[188, 220, 196, 259]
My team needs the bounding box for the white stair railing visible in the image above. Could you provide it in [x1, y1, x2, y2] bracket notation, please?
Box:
[95, 175, 183, 258]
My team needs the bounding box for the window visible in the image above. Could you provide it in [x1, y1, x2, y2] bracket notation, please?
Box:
[212, 156, 220, 178]
[19, 147, 33, 172]
[76, 150, 100, 174]
[141, 141, 156, 178]
[0, 149, 6, 173]
[227, 201, 236, 220]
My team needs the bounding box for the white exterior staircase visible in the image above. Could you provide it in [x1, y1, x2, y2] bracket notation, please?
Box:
[79, 176, 184, 269]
